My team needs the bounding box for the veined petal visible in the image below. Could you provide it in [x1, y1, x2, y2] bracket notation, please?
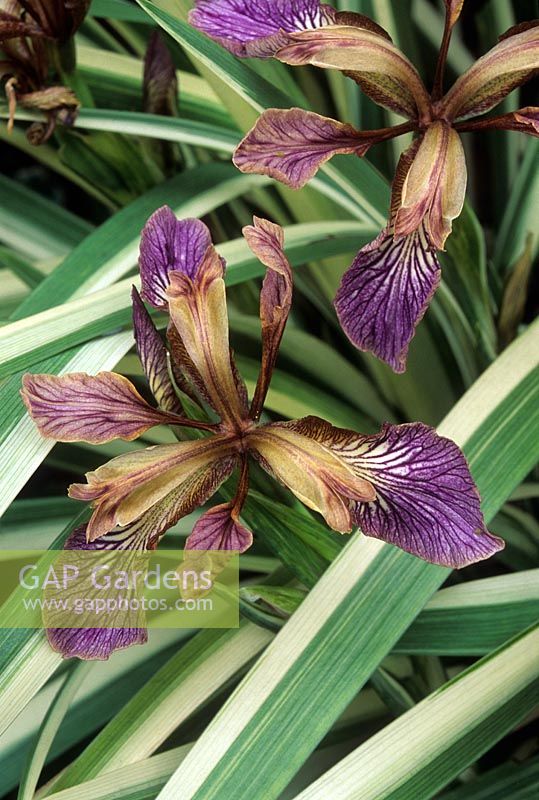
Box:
[166, 247, 248, 426]
[276, 26, 430, 119]
[186, 503, 253, 552]
[46, 525, 148, 661]
[69, 435, 238, 541]
[189, 0, 336, 57]
[242, 217, 293, 420]
[442, 23, 539, 120]
[395, 122, 467, 250]
[132, 286, 182, 414]
[21, 371, 186, 444]
[335, 224, 440, 373]
[346, 422, 504, 568]
[247, 421, 375, 532]
[233, 108, 373, 189]
[139, 206, 212, 309]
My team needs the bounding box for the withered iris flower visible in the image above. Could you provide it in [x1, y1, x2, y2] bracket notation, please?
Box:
[0, 0, 90, 141]
[22, 207, 503, 659]
[190, 0, 539, 372]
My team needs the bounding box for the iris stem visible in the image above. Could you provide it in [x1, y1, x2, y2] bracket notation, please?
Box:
[432, 12, 453, 102]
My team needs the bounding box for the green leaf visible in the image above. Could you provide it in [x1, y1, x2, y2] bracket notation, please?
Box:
[17, 662, 93, 800]
[47, 625, 271, 793]
[152, 320, 539, 800]
[291, 625, 539, 800]
[0, 175, 92, 261]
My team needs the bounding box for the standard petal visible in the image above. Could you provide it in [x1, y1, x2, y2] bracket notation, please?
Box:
[394, 122, 467, 250]
[242, 217, 293, 419]
[132, 286, 182, 414]
[139, 206, 212, 309]
[45, 525, 148, 661]
[21, 371, 187, 444]
[334, 224, 440, 373]
[276, 26, 430, 119]
[186, 503, 253, 551]
[189, 0, 336, 57]
[247, 421, 375, 532]
[442, 24, 539, 120]
[68, 435, 238, 541]
[346, 423, 504, 568]
[166, 246, 249, 426]
[233, 108, 373, 189]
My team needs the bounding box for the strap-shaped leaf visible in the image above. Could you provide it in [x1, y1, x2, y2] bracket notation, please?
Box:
[292, 625, 539, 799]
[154, 319, 539, 800]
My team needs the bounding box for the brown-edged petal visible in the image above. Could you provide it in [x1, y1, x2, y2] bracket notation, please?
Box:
[442, 23, 539, 121]
[69, 435, 238, 542]
[280, 417, 504, 568]
[394, 121, 467, 250]
[242, 217, 293, 420]
[456, 106, 539, 137]
[21, 371, 193, 444]
[233, 108, 374, 189]
[276, 26, 431, 120]
[131, 286, 183, 414]
[247, 419, 375, 532]
[166, 246, 249, 428]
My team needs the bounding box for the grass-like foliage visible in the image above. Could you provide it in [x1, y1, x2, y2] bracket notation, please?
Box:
[0, 1, 537, 799]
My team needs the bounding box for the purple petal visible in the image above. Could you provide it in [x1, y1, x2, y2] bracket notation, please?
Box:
[131, 286, 182, 414]
[234, 108, 371, 189]
[189, 0, 336, 57]
[334, 225, 441, 373]
[350, 423, 504, 568]
[186, 503, 253, 552]
[47, 626, 147, 662]
[21, 371, 182, 444]
[46, 525, 147, 661]
[139, 206, 212, 309]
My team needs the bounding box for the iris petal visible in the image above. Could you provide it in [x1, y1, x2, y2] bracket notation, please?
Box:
[334, 224, 440, 373]
[139, 206, 212, 309]
[21, 371, 186, 444]
[348, 423, 505, 568]
[186, 503, 253, 552]
[131, 286, 183, 414]
[189, 0, 336, 57]
[234, 108, 372, 189]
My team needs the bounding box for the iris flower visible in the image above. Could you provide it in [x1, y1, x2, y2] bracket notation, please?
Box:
[190, 0, 539, 372]
[22, 207, 503, 658]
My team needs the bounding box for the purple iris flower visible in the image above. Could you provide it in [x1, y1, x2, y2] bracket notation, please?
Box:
[21, 207, 503, 658]
[191, 0, 539, 372]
